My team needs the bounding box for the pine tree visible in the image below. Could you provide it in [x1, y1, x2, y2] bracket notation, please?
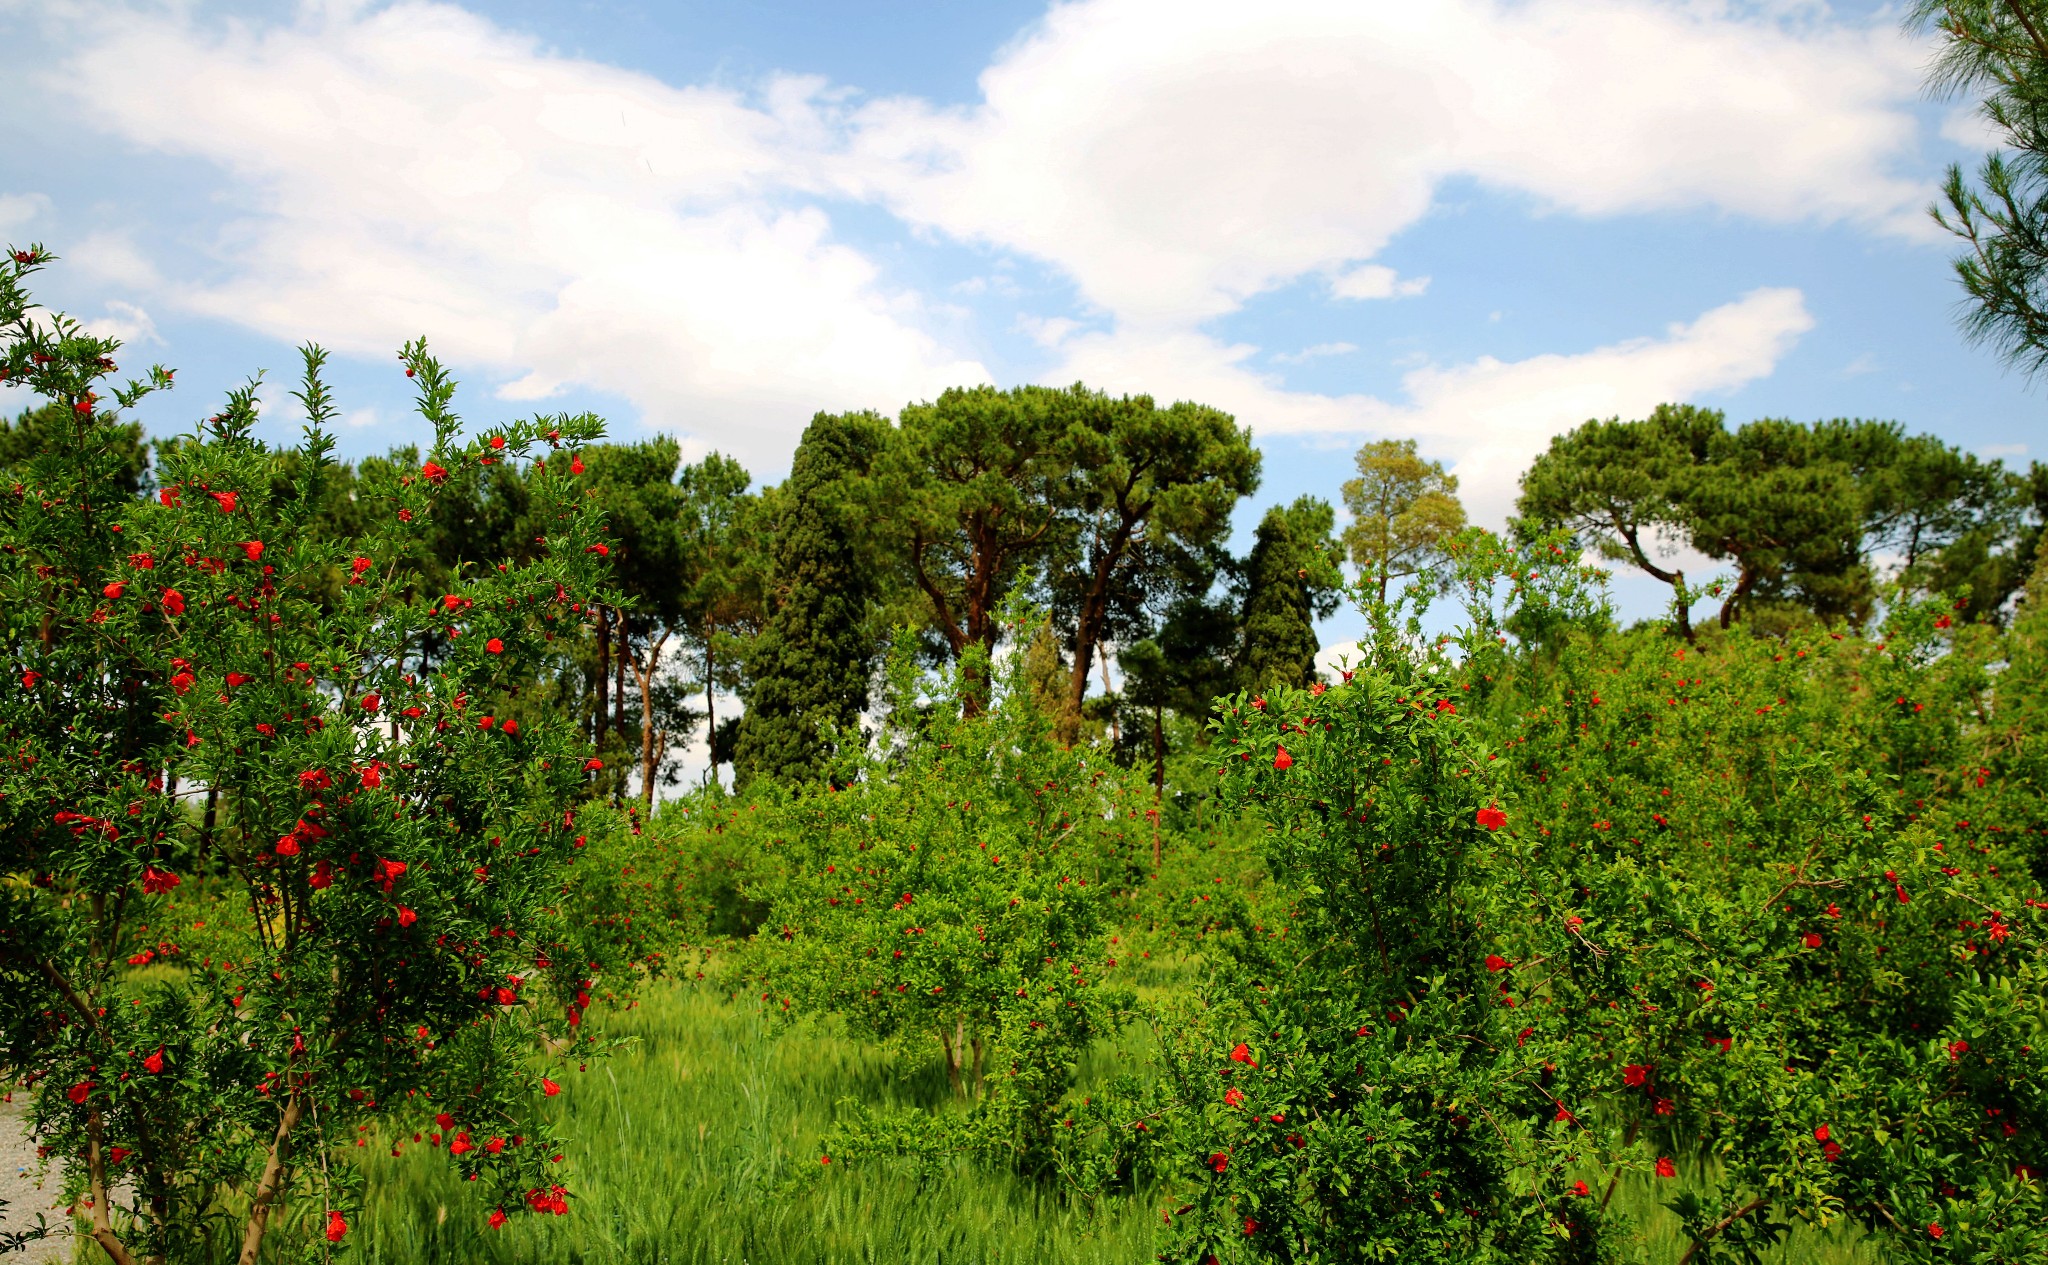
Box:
[1238, 495, 1342, 691]
[734, 411, 888, 787]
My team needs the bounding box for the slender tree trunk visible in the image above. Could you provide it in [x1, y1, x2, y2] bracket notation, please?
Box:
[938, 1025, 961, 1095]
[82, 1112, 140, 1265]
[1670, 571, 1695, 644]
[1719, 564, 1759, 629]
[613, 610, 628, 739]
[703, 635, 718, 781]
[1151, 704, 1166, 800]
[200, 786, 219, 860]
[1099, 643, 1119, 744]
[631, 630, 670, 809]
[969, 1032, 984, 1097]
[593, 605, 610, 752]
[234, 1094, 310, 1265]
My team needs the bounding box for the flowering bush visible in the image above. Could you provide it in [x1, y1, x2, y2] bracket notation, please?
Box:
[1151, 531, 2048, 1263]
[0, 250, 615, 1264]
[743, 630, 1132, 1177]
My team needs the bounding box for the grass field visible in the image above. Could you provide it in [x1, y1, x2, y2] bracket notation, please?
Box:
[53, 975, 1882, 1264]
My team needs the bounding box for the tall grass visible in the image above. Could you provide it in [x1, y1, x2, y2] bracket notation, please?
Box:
[59, 977, 1881, 1264]
[348, 981, 1161, 1265]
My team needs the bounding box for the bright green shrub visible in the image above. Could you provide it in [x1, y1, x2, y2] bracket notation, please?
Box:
[741, 633, 1134, 1178]
[0, 250, 615, 1264]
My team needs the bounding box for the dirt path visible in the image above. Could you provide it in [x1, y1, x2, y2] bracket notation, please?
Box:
[0, 1096, 73, 1264]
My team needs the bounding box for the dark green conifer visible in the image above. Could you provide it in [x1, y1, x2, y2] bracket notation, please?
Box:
[734, 410, 889, 787]
[1238, 495, 1341, 691]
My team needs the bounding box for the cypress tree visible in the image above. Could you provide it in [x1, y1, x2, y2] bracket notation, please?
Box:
[1238, 495, 1341, 691]
[734, 411, 889, 787]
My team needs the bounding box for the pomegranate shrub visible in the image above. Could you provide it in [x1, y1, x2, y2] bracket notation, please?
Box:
[0, 251, 615, 1265]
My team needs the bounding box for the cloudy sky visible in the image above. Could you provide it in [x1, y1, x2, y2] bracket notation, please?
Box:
[0, 0, 2039, 638]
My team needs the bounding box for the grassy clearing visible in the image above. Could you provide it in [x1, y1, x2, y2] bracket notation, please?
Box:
[55, 976, 1881, 1264]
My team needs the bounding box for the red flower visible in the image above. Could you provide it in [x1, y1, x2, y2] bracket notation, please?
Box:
[542, 1077, 561, 1097]
[361, 693, 380, 712]
[1948, 1039, 1969, 1060]
[103, 580, 126, 599]
[240, 540, 264, 561]
[376, 858, 408, 891]
[275, 837, 300, 858]
[1475, 805, 1507, 831]
[226, 672, 252, 687]
[171, 671, 195, 695]
[1802, 932, 1822, 949]
[397, 906, 417, 927]
[1228, 1042, 1254, 1064]
[1569, 1180, 1589, 1197]
[1244, 1217, 1258, 1235]
[489, 435, 506, 450]
[820, 1155, 831, 1165]
[486, 1137, 507, 1154]
[486, 638, 504, 655]
[502, 719, 519, 735]
[1554, 1105, 1575, 1123]
[1224, 1086, 1245, 1107]
[450, 1132, 473, 1155]
[325, 1211, 347, 1243]
[569, 455, 584, 475]
[1272, 745, 1293, 771]
[159, 487, 181, 507]
[583, 758, 605, 772]
[67, 1081, 91, 1104]
[489, 1208, 508, 1229]
[1655, 1156, 1676, 1178]
[298, 769, 332, 791]
[1622, 1064, 1651, 1087]
[20, 670, 39, 688]
[1928, 1224, 1943, 1240]
[1209, 1151, 1229, 1173]
[161, 589, 186, 616]
[142, 1047, 165, 1074]
[435, 1113, 454, 1130]
[586, 543, 609, 556]
[209, 491, 238, 514]
[351, 556, 373, 579]
[309, 860, 333, 889]
[1813, 1124, 1829, 1143]
[361, 764, 382, 789]
[141, 866, 180, 895]
[422, 461, 449, 483]
[1485, 954, 1509, 972]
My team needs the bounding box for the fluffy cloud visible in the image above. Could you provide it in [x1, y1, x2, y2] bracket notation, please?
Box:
[852, 0, 1927, 325]
[1043, 287, 1815, 524]
[29, 0, 1928, 488]
[54, 3, 987, 469]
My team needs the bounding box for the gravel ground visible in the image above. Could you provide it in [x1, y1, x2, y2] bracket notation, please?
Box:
[0, 1097, 74, 1265]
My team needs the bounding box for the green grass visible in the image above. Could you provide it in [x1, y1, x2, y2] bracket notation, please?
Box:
[347, 981, 1161, 1265]
[61, 977, 1884, 1264]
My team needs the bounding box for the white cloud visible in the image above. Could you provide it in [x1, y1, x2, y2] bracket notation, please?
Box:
[54, 3, 988, 470]
[0, 191, 49, 238]
[82, 299, 161, 346]
[851, 0, 1930, 326]
[1330, 266, 1428, 301]
[1044, 288, 1814, 525]
[1272, 341, 1357, 365]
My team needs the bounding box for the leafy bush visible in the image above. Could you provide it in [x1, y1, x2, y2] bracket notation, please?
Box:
[741, 632, 1136, 1180]
[0, 250, 615, 1264]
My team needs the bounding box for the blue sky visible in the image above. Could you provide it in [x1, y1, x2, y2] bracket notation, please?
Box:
[1, 0, 2041, 656]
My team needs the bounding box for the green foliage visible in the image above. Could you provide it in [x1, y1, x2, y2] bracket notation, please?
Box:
[1342, 438, 1467, 604]
[0, 251, 614, 1264]
[741, 625, 1132, 1178]
[1236, 496, 1342, 691]
[736, 410, 891, 789]
[1913, 0, 2048, 375]
[1521, 406, 2034, 636]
